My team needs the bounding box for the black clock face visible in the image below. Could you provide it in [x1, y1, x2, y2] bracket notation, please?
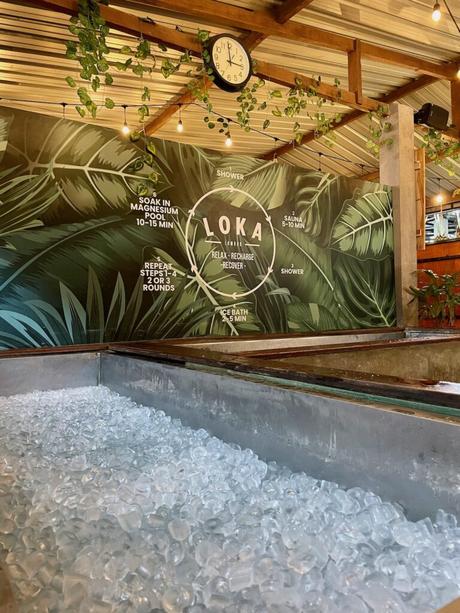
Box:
[208, 35, 252, 92]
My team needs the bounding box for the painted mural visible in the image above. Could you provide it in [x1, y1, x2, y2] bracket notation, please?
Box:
[0, 108, 395, 349]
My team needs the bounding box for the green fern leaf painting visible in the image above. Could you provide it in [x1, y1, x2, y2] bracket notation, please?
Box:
[0, 108, 395, 349]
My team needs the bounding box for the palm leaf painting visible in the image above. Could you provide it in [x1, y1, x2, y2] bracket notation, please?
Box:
[0, 108, 169, 223]
[210, 156, 298, 211]
[0, 113, 12, 164]
[330, 187, 393, 260]
[0, 169, 58, 241]
[334, 256, 396, 328]
[0, 107, 396, 349]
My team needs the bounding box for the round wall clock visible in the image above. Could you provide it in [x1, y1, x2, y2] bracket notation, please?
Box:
[206, 34, 253, 93]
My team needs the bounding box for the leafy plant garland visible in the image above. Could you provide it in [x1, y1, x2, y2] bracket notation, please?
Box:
[63, 0, 457, 174]
[64, 2, 355, 148]
[421, 128, 460, 176]
[366, 106, 393, 156]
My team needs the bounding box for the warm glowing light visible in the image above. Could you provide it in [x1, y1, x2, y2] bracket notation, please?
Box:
[457, 67, 460, 79]
[225, 134, 233, 147]
[432, 2, 442, 21]
[435, 193, 444, 205]
[176, 119, 184, 133]
[121, 122, 130, 135]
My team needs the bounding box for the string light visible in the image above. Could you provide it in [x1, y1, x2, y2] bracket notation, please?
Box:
[432, 2, 442, 21]
[176, 104, 184, 133]
[435, 177, 444, 205]
[272, 137, 279, 163]
[61, 102, 67, 120]
[121, 104, 130, 135]
[0, 95, 379, 173]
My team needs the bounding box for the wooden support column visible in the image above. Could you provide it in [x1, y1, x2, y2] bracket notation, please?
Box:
[451, 80, 460, 137]
[348, 39, 363, 105]
[380, 102, 418, 328]
[415, 148, 426, 251]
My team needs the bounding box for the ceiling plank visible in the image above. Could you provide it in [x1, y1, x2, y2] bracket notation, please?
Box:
[139, 0, 458, 79]
[274, 0, 316, 23]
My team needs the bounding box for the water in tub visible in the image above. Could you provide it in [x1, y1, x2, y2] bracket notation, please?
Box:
[0, 386, 458, 612]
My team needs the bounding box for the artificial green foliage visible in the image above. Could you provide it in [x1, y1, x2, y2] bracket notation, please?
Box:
[408, 269, 460, 326]
[366, 106, 393, 156]
[421, 128, 460, 176]
[0, 108, 396, 349]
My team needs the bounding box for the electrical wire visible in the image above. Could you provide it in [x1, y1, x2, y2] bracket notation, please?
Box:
[0, 95, 377, 171]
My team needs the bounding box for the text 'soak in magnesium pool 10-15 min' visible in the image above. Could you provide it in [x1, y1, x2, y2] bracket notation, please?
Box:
[0, 387, 459, 612]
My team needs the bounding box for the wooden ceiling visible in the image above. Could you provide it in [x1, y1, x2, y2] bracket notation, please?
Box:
[1, 0, 460, 198]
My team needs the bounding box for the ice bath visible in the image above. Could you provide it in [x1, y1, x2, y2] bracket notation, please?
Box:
[0, 386, 459, 612]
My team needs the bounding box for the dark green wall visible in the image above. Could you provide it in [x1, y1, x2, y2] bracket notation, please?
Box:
[0, 108, 395, 349]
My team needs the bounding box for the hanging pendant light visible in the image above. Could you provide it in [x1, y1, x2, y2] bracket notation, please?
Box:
[432, 2, 442, 21]
[121, 105, 130, 135]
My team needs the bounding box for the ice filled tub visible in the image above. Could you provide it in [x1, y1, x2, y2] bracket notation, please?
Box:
[0, 351, 459, 612]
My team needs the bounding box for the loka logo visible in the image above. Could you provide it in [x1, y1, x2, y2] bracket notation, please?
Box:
[185, 186, 276, 299]
[202, 216, 262, 242]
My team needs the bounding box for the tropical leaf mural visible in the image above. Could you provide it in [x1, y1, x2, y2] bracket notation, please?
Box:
[0, 107, 396, 349]
[330, 187, 393, 259]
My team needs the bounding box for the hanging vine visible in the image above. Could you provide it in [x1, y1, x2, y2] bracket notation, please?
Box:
[421, 128, 460, 176]
[366, 106, 393, 156]
[63, 0, 459, 172]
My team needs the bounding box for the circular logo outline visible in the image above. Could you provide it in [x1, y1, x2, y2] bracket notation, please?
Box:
[185, 186, 276, 299]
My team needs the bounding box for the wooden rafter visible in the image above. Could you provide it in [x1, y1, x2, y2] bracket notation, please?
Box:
[140, 0, 458, 79]
[25, 0, 202, 53]
[348, 39, 362, 105]
[255, 60, 380, 112]
[27, 0, 379, 137]
[451, 80, 460, 137]
[274, 0, 316, 23]
[145, 0, 317, 135]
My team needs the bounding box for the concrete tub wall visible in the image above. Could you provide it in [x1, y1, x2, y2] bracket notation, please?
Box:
[280, 340, 460, 382]
[0, 352, 99, 396]
[101, 353, 460, 520]
[0, 352, 459, 520]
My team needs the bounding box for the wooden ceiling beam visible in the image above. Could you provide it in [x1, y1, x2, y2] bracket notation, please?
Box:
[140, 0, 458, 79]
[255, 60, 381, 112]
[451, 80, 460, 138]
[139, 0, 353, 53]
[22, 0, 203, 54]
[274, 0, 316, 23]
[144, 0, 313, 135]
[348, 39, 363, 105]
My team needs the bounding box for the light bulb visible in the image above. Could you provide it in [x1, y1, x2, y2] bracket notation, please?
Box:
[121, 122, 130, 135]
[435, 193, 444, 205]
[457, 67, 460, 79]
[225, 134, 233, 147]
[176, 118, 184, 133]
[432, 2, 441, 21]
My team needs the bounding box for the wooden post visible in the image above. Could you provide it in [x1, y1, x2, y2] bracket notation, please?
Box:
[451, 80, 460, 137]
[415, 148, 426, 251]
[348, 39, 363, 105]
[380, 102, 418, 328]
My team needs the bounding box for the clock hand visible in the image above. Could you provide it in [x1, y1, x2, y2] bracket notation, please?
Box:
[227, 42, 233, 65]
